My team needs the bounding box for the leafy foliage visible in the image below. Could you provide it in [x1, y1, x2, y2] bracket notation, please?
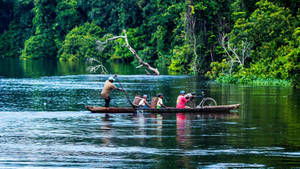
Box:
[207, 0, 299, 87]
[58, 22, 104, 62]
[21, 33, 57, 59]
[0, 0, 34, 58]
[21, 0, 57, 59]
[55, 0, 82, 37]
[168, 45, 193, 74]
[206, 59, 231, 79]
[77, 0, 142, 34]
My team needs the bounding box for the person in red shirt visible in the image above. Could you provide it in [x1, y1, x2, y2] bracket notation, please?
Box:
[176, 91, 190, 109]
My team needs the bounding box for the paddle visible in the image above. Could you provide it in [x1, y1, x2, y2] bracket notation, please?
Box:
[114, 74, 136, 109]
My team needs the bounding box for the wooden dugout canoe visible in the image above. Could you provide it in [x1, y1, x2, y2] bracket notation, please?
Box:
[85, 104, 240, 114]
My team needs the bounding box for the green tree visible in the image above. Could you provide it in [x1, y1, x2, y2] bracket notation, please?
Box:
[168, 44, 193, 74]
[55, 0, 82, 38]
[0, 0, 14, 33]
[208, 0, 299, 87]
[78, 0, 142, 34]
[234, 0, 298, 81]
[21, 33, 57, 59]
[58, 22, 104, 62]
[21, 0, 57, 59]
[0, 0, 34, 58]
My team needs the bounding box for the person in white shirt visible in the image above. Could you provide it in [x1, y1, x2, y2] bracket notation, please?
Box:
[156, 93, 168, 109]
[138, 94, 151, 108]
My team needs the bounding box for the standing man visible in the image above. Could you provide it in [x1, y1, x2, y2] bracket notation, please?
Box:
[101, 76, 123, 107]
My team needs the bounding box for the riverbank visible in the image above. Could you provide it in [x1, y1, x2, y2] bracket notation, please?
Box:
[1, 58, 297, 88]
[215, 75, 294, 87]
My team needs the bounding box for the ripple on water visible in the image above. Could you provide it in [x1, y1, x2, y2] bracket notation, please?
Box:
[203, 163, 265, 168]
[183, 147, 286, 156]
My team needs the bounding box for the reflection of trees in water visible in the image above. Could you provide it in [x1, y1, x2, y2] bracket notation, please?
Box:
[0, 58, 145, 78]
[0, 58, 58, 78]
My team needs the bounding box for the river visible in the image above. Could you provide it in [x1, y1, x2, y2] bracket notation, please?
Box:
[0, 58, 299, 168]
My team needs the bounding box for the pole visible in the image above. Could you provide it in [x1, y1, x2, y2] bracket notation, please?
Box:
[114, 74, 135, 109]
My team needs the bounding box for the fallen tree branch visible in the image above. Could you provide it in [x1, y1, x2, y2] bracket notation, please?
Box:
[96, 30, 160, 75]
[86, 58, 108, 74]
[122, 30, 160, 75]
[136, 64, 143, 68]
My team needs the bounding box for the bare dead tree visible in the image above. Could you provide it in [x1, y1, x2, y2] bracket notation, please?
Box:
[192, 20, 200, 74]
[96, 30, 160, 75]
[185, 0, 195, 42]
[185, 0, 201, 74]
[219, 33, 252, 74]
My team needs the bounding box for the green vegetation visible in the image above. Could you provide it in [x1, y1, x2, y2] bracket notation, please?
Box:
[0, 0, 298, 87]
[216, 75, 292, 87]
[21, 33, 57, 59]
[58, 22, 104, 62]
[0, 0, 34, 58]
[206, 0, 299, 87]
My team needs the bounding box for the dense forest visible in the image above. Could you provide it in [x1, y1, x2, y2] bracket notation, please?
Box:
[0, 0, 299, 87]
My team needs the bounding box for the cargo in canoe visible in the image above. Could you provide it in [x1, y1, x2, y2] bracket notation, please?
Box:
[85, 104, 240, 114]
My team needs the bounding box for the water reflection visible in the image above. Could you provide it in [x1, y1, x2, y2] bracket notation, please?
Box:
[133, 113, 147, 145]
[131, 113, 164, 146]
[0, 58, 163, 78]
[175, 113, 240, 145]
[152, 114, 163, 143]
[100, 114, 112, 146]
[176, 113, 191, 144]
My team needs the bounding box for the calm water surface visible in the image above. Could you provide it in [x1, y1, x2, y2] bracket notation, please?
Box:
[0, 59, 299, 168]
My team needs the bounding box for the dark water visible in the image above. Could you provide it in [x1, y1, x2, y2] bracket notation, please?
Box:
[0, 59, 300, 168]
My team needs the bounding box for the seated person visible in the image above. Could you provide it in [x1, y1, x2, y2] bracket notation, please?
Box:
[185, 92, 196, 108]
[157, 93, 168, 109]
[176, 91, 190, 109]
[138, 94, 151, 108]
